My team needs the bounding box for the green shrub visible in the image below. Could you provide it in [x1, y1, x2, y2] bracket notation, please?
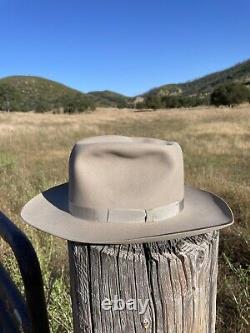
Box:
[0, 83, 22, 111]
[35, 100, 50, 113]
[211, 83, 250, 106]
[135, 102, 146, 109]
[144, 95, 162, 109]
[61, 92, 95, 113]
[144, 94, 209, 109]
[117, 101, 129, 109]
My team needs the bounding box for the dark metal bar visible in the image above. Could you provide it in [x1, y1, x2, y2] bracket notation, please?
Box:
[0, 212, 50, 333]
[0, 264, 31, 332]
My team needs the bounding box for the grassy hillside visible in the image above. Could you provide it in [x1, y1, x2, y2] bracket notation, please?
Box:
[0, 60, 249, 111]
[0, 107, 249, 332]
[0, 76, 131, 112]
[87, 90, 131, 107]
[0, 76, 95, 112]
[145, 59, 250, 98]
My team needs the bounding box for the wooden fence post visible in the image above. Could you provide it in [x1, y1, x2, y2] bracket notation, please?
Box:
[68, 231, 219, 333]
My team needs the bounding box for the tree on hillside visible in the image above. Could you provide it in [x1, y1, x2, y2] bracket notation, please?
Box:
[117, 100, 128, 109]
[135, 101, 146, 109]
[211, 83, 250, 107]
[0, 84, 21, 111]
[35, 100, 50, 113]
[144, 95, 162, 109]
[162, 95, 181, 108]
[61, 92, 95, 113]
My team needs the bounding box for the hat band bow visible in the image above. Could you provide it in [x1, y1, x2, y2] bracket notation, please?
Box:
[69, 199, 184, 223]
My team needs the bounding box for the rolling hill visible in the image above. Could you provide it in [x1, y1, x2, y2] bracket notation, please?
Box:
[0, 59, 249, 111]
[144, 59, 250, 98]
[0, 76, 95, 112]
[87, 90, 131, 107]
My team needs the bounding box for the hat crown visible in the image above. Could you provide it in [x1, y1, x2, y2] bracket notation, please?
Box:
[21, 134, 233, 242]
[69, 136, 184, 214]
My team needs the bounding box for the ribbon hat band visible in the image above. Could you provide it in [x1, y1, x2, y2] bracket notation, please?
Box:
[69, 199, 184, 223]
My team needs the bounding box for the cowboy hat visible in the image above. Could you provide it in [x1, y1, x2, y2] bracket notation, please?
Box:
[21, 135, 233, 244]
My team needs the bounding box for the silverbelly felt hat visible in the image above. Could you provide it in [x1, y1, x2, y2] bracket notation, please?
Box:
[21, 135, 233, 244]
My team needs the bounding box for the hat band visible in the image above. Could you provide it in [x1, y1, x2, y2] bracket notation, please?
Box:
[69, 199, 184, 223]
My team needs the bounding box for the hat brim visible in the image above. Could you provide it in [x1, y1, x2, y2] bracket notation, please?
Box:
[21, 183, 233, 244]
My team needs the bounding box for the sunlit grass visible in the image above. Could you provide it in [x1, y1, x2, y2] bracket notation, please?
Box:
[0, 106, 249, 332]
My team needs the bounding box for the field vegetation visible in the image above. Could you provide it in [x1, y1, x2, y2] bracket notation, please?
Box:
[0, 106, 249, 332]
[0, 60, 250, 112]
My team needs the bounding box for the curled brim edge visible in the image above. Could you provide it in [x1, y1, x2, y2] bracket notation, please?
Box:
[21, 183, 234, 244]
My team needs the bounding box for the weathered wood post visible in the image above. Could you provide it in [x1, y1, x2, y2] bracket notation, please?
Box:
[21, 136, 232, 333]
[68, 231, 219, 333]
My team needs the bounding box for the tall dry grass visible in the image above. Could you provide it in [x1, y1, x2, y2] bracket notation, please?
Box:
[0, 106, 249, 332]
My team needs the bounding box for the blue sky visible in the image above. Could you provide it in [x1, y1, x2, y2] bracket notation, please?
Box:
[0, 0, 249, 96]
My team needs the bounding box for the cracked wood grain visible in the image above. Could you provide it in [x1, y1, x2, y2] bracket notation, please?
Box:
[68, 231, 219, 333]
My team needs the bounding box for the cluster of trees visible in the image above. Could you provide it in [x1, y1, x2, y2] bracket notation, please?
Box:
[55, 92, 95, 113]
[117, 100, 130, 109]
[0, 84, 21, 111]
[1, 80, 249, 113]
[135, 83, 250, 110]
[210, 83, 250, 107]
[136, 94, 209, 110]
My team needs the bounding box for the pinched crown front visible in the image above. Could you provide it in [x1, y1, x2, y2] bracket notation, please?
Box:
[68, 136, 184, 223]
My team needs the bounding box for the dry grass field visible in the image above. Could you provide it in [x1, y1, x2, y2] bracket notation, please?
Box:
[0, 106, 249, 332]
